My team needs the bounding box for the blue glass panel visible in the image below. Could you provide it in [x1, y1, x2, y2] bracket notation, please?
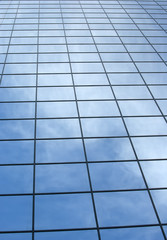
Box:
[157, 100, 167, 115]
[35, 230, 98, 240]
[89, 162, 145, 190]
[37, 87, 75, 100]
[0, 166, 33, 194]
[36, 119, 81, 138]
[0, 141, 34, 164]
[119, 100, 160, 116]
[1, 75, 36, 87]
[132, 137, 167, 159]
[78, 101, 120, 117]
[94, 191, 157, 227]
[125, 117, 167, 136]
[76, 86, 114, 100]
[35, 194, 96, 229]
[0, 88, 35, 101]
[113, 86, 151, 99]
[0, 196, 32, 231]
[0, 103, 35, 119]
[38, 74, 72, 86]
[141, 161, 167, 188]
[0, 120, 34, 139]
[81, 118, 127, 137]
[0, 233, 32, 240]
[38, 63, 70, 73]
[73, 73, 108, 85]
[151, 190, 167, 223]
[85, 138, 135, 161]
[36, 139, 85, 163]
[108, 73, 143, 85]
[37, 102, 77, 118]
[100, 227, 164, 240]
[36, 164, 90, 192]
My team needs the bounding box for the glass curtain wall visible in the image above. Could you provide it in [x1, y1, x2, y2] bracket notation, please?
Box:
[0, 0, 167, 239]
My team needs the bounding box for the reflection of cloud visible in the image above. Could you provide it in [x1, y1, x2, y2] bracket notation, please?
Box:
[100, 226, 164, 240]
[36, 139, 85, 163]
[0, 166, 33, 194]
[76, 86, 114, 100]
[125, 117, 167, 136]
[85, 138, 135, 161]
[0, 120, 34, 139]
[141, 161, 167, 188]
[78, 101, 120, 117]
[118, 100, 160, 116]
[36, 119, 81, 138]
[0, 102, 35, 119]
[35, 164, 90, 192]
[0, 140, 34, 164]
[89, 162, 145, 190]
[35, 194, 96, 229]
[132, 137, 167, 159]
[37, 87, 75, 100]
[0, 196, 32, 231]
[0, 233, 32, 240]
[37, 101, 77, 118]
[35, 230, 98, 240]
[0, 88, 35, 101]
[81, 118, 127, 137]
[1, 75, 36, 86]
[151, 190, 167, 223]
[113, 86, 151, 99]
[94, 191, 157, 227]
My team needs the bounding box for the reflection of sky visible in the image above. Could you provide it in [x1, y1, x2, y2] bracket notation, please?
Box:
[94, 191, 158, 227]
[85, 138, 136, 161]
[0, 165, 33, 194]
[35, 230, 98, 240]
[35, 194, 96, 229]
[81, 118, 127, 137]
[0, 120, 34, 139]
[0, 141, 34, 164]
[132, 137, 167, 159]
[0, 2, 167, 237]
[151, 190, 167, 223]
[100, 226, 164, 240]
[89, 162, 145, 190]
[0, 196, 32, 231]
[36, 139, 85, 163]
[141, 161, 167, 188]
[0, 233, 32, 240]
[35, 163, 90, 192]
[36, 119, 81, 138]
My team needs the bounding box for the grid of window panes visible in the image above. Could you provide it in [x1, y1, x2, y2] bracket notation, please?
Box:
[0, 0, 167, 239]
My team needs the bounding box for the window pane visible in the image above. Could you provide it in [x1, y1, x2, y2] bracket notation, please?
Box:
[94, 191, 157, 227]
[36, 139, 85, 163]
[0, 196, 32, 231]
[35, 194, 96, 229]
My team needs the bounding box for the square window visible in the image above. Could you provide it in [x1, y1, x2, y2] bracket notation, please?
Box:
[36, 119, 81, 138]
[78, 101, 120, 117]
[89, 162, 145, 190]
[35, 194, 96, 229]
[81, 118, 127, 137]
[85, 138, 135, 161]
[94, 191, 157, 227]
[0, 196, 32, 231]
[36, 164, 90, 192]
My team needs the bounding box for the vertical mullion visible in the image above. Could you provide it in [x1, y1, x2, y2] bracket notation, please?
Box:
[32, 0, 40, 240]
[59, 2, 101, 240]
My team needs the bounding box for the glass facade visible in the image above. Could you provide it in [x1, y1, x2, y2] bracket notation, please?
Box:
[0, 0, 167, 239]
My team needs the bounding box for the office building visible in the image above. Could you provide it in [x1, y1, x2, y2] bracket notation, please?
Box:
[0, 0, 167, 239]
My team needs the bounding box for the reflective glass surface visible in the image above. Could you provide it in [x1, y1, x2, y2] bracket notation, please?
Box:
[0, 0, 166, 239]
